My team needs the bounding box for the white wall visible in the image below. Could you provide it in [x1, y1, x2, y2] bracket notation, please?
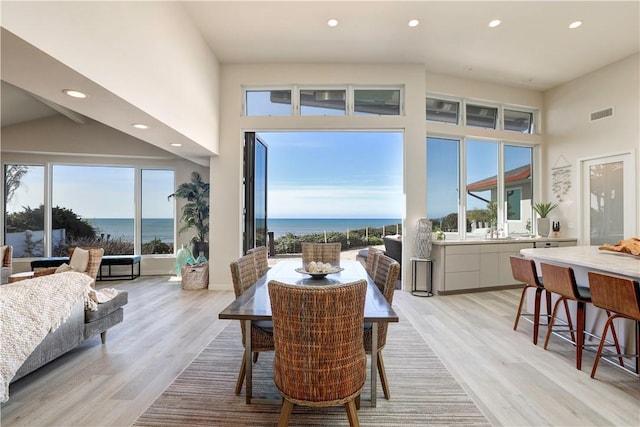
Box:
[1, 1, 220, 153]
[544, 53, 640, 241]
[212, 63, 426, 289]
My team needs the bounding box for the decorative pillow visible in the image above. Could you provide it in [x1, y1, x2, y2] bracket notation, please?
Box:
[0, 246, 6, 265]
[55, 263, 76, 273]
[69, 247, 90, 272]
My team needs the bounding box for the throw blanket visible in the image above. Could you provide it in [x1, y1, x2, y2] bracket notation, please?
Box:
[0, 271, 92, 402]
[599, 237, 640, 257]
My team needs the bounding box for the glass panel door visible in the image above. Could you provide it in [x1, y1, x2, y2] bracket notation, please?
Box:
[243, 133, 268, 253]
[582, 153, 636, 245]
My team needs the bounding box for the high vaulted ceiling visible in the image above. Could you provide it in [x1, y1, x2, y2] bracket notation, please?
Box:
[2, 1, 639, 159]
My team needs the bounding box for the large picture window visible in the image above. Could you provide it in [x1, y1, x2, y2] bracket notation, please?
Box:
[427, 138, 535, 238]
[4, 163, 175, 257]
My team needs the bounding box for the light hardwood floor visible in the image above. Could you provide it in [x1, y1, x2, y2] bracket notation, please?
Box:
[1, 275, 638, 426]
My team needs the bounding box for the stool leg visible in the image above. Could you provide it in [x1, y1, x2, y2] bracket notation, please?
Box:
[544, 298, 564, 349]
[604, 310, 624, 367]
[576, 301, 585, 370]
[513, 285, 528, 331]
[591, 318, 614, 378]
[532, 288, 543, 345]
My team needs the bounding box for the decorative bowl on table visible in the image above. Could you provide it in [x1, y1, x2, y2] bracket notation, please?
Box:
[295, 261, 343, 279]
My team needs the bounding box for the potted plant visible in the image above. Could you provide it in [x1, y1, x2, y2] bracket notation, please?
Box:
[169, 171, 210, 260]
[532, 202, 557, 237]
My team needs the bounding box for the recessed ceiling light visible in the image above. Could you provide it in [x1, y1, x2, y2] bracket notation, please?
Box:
[170, 143, 182, 147]
[132, 123, 149, 130]
[327, 18, 338, 27]
[488, 19, 501, 28]
[63, 89, 87, 99]
[408, 19, 420, 28]
[569, 20, 582, 29]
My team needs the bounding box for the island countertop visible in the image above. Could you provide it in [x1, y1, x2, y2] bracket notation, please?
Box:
[520, 245, 640, 280]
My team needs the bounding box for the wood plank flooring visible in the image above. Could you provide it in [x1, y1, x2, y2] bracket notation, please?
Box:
[2, 275, 639, 426]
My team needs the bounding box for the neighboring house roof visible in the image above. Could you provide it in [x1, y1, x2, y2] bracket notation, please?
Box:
[466, 164, 531, 192]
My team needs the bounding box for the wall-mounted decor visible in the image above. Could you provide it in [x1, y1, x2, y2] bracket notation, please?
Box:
[552, 155, 571, 202]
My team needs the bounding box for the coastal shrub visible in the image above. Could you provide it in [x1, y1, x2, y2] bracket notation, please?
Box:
[272, 224, 399, 255]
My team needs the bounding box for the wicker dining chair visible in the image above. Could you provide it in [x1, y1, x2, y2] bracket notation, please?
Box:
[229, 254, 274, 395]
[301, 242, 341, 266]
[510, 256, 552, 345]
[365, 253, 400, 400]
[33, 247, 104, 287]
[247, 246, 269, 277]
[269, 279, 367, 427]
[365, 246, 382, 277]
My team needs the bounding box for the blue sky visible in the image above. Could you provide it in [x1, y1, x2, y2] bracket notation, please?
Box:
[258, 131, 403, 219]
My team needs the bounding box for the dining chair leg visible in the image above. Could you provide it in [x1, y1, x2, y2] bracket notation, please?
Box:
[355, 394, 361, 410]
[278, 399, 294, 427]
[345, 399, 361, 427]
[235, 353, 246, 395]
[377, 351, 390, 399]
[253, 351, 259, 363]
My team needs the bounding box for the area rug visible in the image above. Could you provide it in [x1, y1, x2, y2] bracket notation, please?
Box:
[134, 311, 491, 426]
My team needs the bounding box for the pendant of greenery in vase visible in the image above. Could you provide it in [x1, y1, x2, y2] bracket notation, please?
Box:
[533, 202, 558, 237]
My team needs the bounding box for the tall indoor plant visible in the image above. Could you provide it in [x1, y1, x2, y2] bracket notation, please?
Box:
[532, 202, 557, 237]
[169, 171, 210, 259]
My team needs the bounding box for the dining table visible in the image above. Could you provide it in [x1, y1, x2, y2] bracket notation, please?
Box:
[218, 259, 399, 407]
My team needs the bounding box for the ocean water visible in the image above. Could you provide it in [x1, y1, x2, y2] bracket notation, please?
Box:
[86, 218, 402, 242]
[268, 218, 401, 238]
[86, 218, 173, 243]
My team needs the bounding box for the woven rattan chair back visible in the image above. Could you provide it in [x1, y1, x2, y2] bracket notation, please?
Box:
[247, 246, 269, 277]
[365, 247, 382, 277]
[301, 242, 341, 266]
[230, 254, 258, 298]
[69, 247, 104, 287]
[587, 271, 640, 378]
[269, 279, 367, 426]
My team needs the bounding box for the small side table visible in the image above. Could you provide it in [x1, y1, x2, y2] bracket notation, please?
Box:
[8, 271, 35, 283]
[410, 257, 433, 297]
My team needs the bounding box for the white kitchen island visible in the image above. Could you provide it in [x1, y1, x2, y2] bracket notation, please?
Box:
[520, 245, 639, 372]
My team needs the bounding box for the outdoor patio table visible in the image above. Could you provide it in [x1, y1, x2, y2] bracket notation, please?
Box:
[218, 259, 399, 407]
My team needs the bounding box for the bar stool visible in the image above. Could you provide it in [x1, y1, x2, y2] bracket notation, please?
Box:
[541, 263, 622, 371]
[541, 263, 589, 370]
[587, 271, 637, 379]
[510, 256, 552, 345]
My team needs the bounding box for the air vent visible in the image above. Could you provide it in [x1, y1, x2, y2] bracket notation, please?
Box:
[590, 107, 614, 121]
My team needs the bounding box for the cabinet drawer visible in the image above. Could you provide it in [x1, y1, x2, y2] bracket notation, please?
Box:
[445, 254, 480, 273]
[446, 245, 480, 255]
[445, 271, 480, 291]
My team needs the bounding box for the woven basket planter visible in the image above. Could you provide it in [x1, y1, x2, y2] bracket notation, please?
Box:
[181, 264, 209, 290]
